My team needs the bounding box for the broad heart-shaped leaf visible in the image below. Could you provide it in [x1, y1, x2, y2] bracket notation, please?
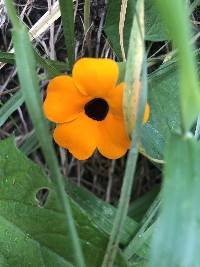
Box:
[140, 61, 182, 161]
[0, 138, 128, 267]
[149, 134, 200, 267]
[104, 0, 167, 58]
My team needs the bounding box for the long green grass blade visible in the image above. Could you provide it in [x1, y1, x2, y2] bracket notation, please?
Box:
[128, 185, 160, 222]
[0, 91, 24, 127]
[101, 1, 147, 266]
[58, 0, 75, 69]
[0, 51, 15, 64]
[5, 1, 85, 267]
[19, 131, 39, 155]
[125, 196, 160, 261]
[149, 134, 200, 267]
[147, 2, 200, 266]
[154, 0, 200, 132]
[33, 51, 61, 78]
[0, 51, 67, 78]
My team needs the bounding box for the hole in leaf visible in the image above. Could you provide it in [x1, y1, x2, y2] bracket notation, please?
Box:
[36, 188, 49, 207]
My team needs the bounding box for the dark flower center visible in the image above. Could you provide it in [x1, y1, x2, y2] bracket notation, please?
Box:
[84, 98, 109, 121]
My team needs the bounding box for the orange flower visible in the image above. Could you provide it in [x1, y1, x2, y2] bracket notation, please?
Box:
[43, 58, 150, 160]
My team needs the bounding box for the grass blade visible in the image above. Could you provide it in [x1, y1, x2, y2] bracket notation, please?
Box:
[148, 2, 200, 266]
[0, 50, 67, 78]
[19, 131, 39, 155]
[0, 51, 15, 64]
[0, 91, 24, 127]
[124, 196, 160, 261]
[58, 0, 75, 69]
[149, 134, 200, 267]
[101, 1, 146, 266]
[5, 1, 85, 267]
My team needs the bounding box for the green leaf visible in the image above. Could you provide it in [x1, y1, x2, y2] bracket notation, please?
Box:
[144, 0, 167, 40]
[154, 0, 200, 132]
[128, 185, 160, 222]
[117, 60, 182, 161]
[104, 0, 167, 58]
[65, 180, 139, 246]
[0, 138, 128, 267]
[149, 134, 200, 267]
[141, 61, 182, 160]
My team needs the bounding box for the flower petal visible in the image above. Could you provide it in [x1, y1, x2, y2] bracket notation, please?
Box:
[72, 58, 119, 97]
[43, 75, 90, 123]
[144, 103, 150, 123]
[97, 113, 131, 159]
[53, 113, 97, 160]
[106, 82, 124, 118]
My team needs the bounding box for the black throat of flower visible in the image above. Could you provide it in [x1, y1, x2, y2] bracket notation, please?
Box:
[84, 98, 109, 121]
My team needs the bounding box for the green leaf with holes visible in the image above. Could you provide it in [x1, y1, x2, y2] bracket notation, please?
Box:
[0, 138, 129, 267]
[104, 0, 167, 58]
